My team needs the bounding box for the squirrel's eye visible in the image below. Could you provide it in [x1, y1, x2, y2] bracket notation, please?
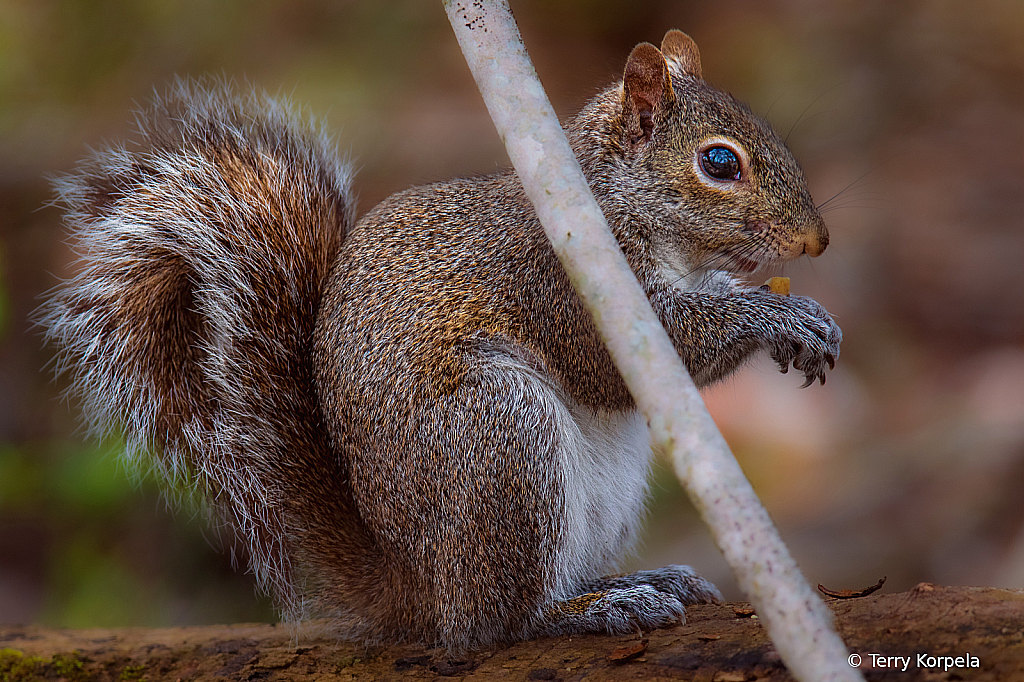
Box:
[700, 146, 741, 181]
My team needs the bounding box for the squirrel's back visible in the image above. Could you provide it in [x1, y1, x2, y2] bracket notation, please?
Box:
[318, 175, 631, 412]
[41, 79, 380, 620]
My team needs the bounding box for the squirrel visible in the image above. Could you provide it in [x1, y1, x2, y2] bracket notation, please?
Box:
[41, 30, 841, 650]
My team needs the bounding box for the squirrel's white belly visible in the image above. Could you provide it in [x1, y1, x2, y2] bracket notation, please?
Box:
[475, 346, 654, 598]
[549, 399, 652, 598]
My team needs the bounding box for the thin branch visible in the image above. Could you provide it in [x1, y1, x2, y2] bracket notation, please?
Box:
[442, 2, 862, 680]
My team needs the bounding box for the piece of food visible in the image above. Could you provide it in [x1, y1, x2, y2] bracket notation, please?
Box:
[766, 276, 790, 296]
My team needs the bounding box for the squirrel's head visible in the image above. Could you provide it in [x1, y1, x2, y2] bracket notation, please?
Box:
[587, 30, 828, 279]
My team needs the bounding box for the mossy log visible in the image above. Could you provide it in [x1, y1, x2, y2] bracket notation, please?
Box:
[2, 585, 1021, 681]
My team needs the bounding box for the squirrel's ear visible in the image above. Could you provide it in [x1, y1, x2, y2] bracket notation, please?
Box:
[660, 29, 702, 79]
[622, 42, 675, 145]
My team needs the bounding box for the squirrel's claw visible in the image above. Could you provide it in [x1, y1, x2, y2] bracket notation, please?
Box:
[758, 292, 841, 390]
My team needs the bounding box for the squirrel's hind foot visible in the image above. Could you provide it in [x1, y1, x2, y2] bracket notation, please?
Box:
[544, 585, 686, 635]
[582, 564, 722, 605]
[542, 565, 720, 636]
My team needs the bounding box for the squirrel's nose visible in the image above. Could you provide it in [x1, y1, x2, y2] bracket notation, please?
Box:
[801, 215, 829, 257]
[803, 232, 828, 257]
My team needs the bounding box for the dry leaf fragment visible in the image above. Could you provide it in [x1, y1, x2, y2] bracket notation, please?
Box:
[817, 576, 887, 599]
[608, 638, 649, 663]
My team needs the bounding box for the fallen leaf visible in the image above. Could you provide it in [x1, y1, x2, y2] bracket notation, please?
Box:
[818, 576, 886, 599]
[608, 638, 649, 663]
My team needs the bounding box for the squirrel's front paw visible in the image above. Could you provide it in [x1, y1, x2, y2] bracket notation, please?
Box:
[546, 585, 687, 636]
[752, 291, 842, 387]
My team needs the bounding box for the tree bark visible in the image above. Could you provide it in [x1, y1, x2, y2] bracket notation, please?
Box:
[2, 586, 1020, 681]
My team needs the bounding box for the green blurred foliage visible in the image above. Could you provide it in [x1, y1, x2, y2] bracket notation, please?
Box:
[0, 440, 274, 626]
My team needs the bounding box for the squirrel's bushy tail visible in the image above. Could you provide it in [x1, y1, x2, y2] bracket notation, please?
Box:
[41, 79, 360, 616]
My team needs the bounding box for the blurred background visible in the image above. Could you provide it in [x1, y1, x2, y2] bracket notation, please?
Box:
[1, 0, 1022, 627]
